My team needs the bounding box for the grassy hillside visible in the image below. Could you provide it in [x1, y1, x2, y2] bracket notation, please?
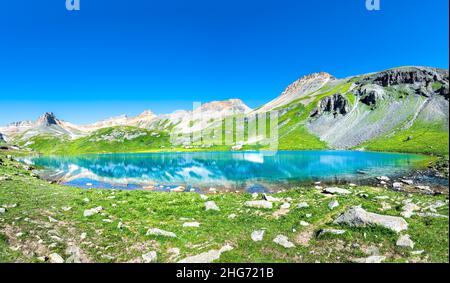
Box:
[0, 151, 448, 263]
[17, 127, 174, 155]
[360, 121, 449, 155]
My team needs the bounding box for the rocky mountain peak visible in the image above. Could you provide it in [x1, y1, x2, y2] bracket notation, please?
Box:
[283, 72, 335, 95]
[256, 72, 336, 113]
[195, 99, 251, 114]
[37, 112, 59, 127]
[136, 110, 156, 118]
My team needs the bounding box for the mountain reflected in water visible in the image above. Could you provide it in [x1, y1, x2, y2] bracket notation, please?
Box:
[26, 151, 424, 190]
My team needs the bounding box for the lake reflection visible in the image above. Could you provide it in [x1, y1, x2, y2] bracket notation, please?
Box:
[25, 151, 424, 190]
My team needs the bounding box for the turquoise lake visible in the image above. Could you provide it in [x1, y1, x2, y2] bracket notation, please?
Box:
[24, 151, 425, 192]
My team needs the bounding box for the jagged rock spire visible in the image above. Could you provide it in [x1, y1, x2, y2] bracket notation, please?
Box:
[37, 112, 58, 126]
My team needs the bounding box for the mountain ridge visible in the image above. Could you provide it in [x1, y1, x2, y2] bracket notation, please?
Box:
[1, 66, 448, 155]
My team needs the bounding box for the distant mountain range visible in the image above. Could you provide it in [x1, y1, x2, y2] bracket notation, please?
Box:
[1, 66, 448, 155]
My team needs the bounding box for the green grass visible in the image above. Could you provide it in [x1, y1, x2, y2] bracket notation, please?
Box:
[1, 151, 448, 263]
[361, 121, 449, 155]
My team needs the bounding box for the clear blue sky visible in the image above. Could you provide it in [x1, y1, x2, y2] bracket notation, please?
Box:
[0, 0, 448, 125]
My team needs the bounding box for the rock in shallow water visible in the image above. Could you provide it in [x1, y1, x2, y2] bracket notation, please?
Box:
[333, 206, 408, 233]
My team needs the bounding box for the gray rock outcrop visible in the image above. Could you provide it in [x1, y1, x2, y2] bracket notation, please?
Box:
[334, 206, 408, 233]
[311, 94, 349, 118]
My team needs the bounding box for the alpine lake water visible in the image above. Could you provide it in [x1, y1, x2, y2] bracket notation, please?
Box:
[22, 150, 428, 193]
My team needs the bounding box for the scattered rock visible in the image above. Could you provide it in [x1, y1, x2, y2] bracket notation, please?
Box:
[244, 200, 273, 209]
[280, 203, 291, 209]
[354, 255, 386, 263]
[375, 196, 390, 200]
[328, 200, 339, 210]
[146, 228, 177, 238]
[178, 245, 233, 263]
[200, 194, 208, 200]
[262, 194, 281, 202]
[317, 229, 346, 237]
[251, 230, 265, 242]
[334, 206, 408, 233]
[65, 246, 84, 263]
[83, 198, 90, 203]
[392, 182, 403, 189]
[273, 235, 295, 248]
[251, 193, 258, 199]
[416, 212, 448, 219]
[48, 253, 64, 263]
[425, 200, 447, 212]
[61, 206, 72, 211]
[415, 185, 431, 192]
[380, 202, 392, 211]
[142, 251, 158, 263]
[297, 202, 309, 209]
[183, 222, 200, 228]
[299, 221, 310, 227]
[48, 216, 58, 223]
[83, 206, 103, 217]
[171, 186, 185, 192]
[377, 176, 390, 182]
[401, 179, 414, 185]
[0, 208, 5, 214]
[205, 201, 220, 211]
[396, 234, 414, 249]
[228, 213, 237, 219]
[322, 187, 351, 195]
[401, 203, 420, 218]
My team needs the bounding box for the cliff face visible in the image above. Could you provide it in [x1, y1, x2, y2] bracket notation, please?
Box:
[305, 67, 449, 149]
